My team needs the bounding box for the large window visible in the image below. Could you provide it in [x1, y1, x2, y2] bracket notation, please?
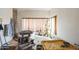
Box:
[22, 18, 48, 32]
[21, 16, 57, 36]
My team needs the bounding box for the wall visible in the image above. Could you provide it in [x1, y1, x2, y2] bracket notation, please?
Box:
[17, 10, 50, 33]
[13, 9, 17, 33]
[0, 8, 13, 45]
[50, 8, 79, 44]
[0, 8, 12, 24]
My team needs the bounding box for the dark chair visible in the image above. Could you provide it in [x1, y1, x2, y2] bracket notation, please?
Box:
[18, 30, 32, 44]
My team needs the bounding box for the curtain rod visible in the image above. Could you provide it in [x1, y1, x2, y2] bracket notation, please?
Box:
[22, 17, 50, 19]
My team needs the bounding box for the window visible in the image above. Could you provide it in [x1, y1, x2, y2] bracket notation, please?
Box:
[21, 16, 57, 36]
[21, 18, 48, 32]
[48, 16, 57, 37]
[22, 19, 29, 31]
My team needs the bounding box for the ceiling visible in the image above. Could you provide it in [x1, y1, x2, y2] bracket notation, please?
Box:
[16, 8, 52, 11]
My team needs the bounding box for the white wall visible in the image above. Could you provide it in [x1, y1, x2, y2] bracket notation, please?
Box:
[0, 8, 12, 24]
[0, 8, 13, 45]
[17, 10, 50, 33]
[50, 8, 79, 44]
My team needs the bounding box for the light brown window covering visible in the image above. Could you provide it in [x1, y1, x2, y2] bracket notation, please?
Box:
[22, 18, 48, 32]
[21, 16, 57, 35]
